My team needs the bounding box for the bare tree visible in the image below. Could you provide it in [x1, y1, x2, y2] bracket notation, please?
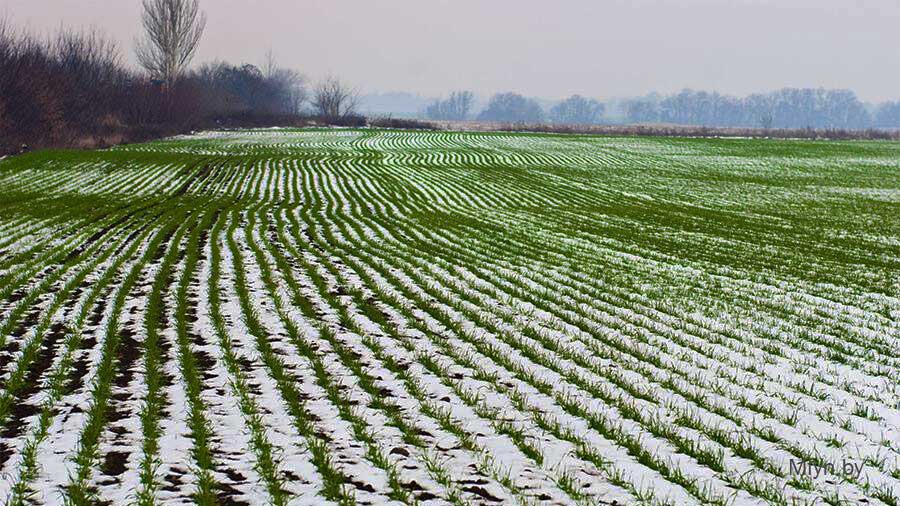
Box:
[549, 95, 604, 125]
[263, 48, 277, 80]
[448, 91, 474, 120]
[51, 28, 124, 130]
[135, 0, 206, 86]
[478, 92, 545, 123]
[261, 50, 306, 114]
[312, 77, 359, 119]
[0, 21, 70, 146]
[0, 18, 13, 135]
[269, 67, 306, 114]
[426, 90, 474, 121]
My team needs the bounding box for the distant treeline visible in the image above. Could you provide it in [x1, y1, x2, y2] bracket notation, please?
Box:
[4, 13, 385, 155]
[426, 93, 606, 125]
[622, 88, 900, 129]
[0, 21, 309, 153]
[4, 11, 900, 156]
[425, 89, 900, 130]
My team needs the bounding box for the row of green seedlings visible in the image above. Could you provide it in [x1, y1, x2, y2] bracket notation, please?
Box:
[404, 207, 900, 502]
[312, 191, 840, 506]
[203, 155, 300, 504]
[0, 215, 60, 272]
[540, 174, 845, 289]
[0, 157, 185, 285]
[260, 204, 518, 506]
[260, 152, 448, 499]
[407, 243, 841, 505]
[328, 152, 796, 410]
[135, 158, 246, 506]
[0, 209, 147, 431]
[99, 159, 191, 196]
[0, 158, 101, 196]
[525, 228, 897, 414]
[292, 155, 592, 455]
[0, 206, 124, 333]
[285, 163, 622, 504]
[0, 157, 72, 190]
[151, 201, 266, 506]
[489, 196, 893, 368]
[0, 164, 173, 307]
[816, 376, 898, 410]
[213, 205, 306, 506]
[236, 199, 446, 505]
[210, 203, 356, 505]
[256, 201, 422, 502]
[315, 204, 757, 506]
[460, 216, 900, 498]
[135, 203, 206, 506]
[168, 204, 235, 506]
[0, 192, 179, 405]
[312, 164, 768, 448]
[284, 191, 656, 502]
[368, 210, 882, 505]
[5, 206, 166, 506]
[457, 210, 830, 386]
[405, 232, 805, 426]
[264, 208, 431, 496]
[442, 213, 898, 478]
[160, 157, 267, 505]
[217, 160, 359, 503]
[63, 204, 193, 506]
[438, 210, 890, 445]
[534, 207, 898, 380]
[298, 157, 652, 454]
[255, 162, 498, 506]
[298, 212, 696, 506]
[312, 146, 896, 466]
[417, 228, 809, 434]
[276, 205, 637, 506]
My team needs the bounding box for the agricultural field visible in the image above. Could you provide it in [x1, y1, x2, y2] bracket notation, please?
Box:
[0, 129, 897, 506]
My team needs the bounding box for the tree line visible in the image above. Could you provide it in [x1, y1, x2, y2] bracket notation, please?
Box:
[425, 88, 900, 130]
[425, 92, 605, 125]
[4, 0, 900, 154]
[1, 0, 362, 154]
[621, 88, 900, 129]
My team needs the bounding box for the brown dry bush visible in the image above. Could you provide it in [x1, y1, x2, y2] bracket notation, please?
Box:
[367, 116, 438, 130]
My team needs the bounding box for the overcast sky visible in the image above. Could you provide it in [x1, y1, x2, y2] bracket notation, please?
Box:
[4, 0, 899, 102]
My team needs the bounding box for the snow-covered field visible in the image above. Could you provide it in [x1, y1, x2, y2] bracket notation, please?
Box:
[0, 129, 897, 506]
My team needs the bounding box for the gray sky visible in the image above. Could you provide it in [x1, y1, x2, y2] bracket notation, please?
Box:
[4, 0, 900, 102]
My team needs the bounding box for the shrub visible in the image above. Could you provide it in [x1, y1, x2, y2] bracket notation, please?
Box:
[367, 116, 439, 130]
